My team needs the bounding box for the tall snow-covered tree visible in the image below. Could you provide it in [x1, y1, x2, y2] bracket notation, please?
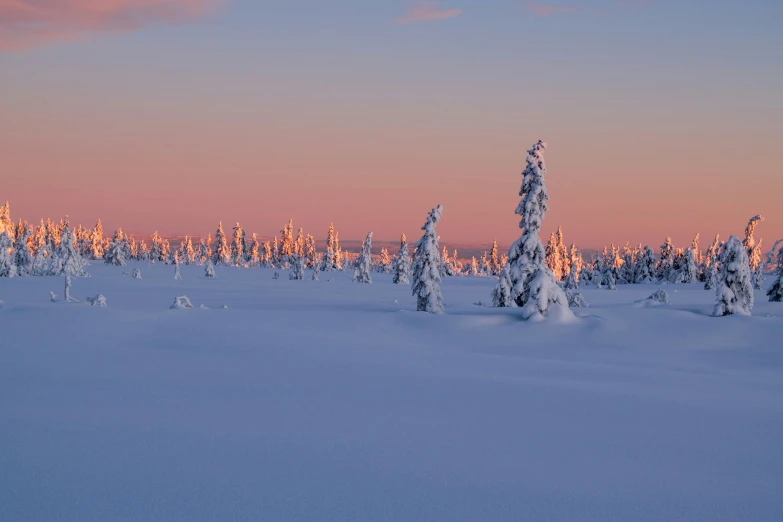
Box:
[304, 234, 317, 269]
[658, 237, 675, 281]
[767, 245, 783, 302]
[743, 215, 764, 270]
[714, 235, 754, 316]
[353, 232, 373, 284]
[0, 202, 13, 240]
[488, 240, 500, 276]
[412, 205, 443, 313]
[51, 226, 88, 276]
[322, 223, 342, 271]
[205, 258, 216, 278]
[0, 232, 16, 277]
[13, 228, 33, 276]
[499, 140, 569, 319]
[635, 246, 656, 284]
[679, 247, 700, 284]
[247, 233, 261, 267]
[691, 234, 702, 266]
[295, 228, 304, 259]
[231, 222, 244, 266]
[545, 232, 560, 277]
[280, 219, 294, 263]
[393, 234, 411, 285]
[467, 256, 479, 276]
[377, 248, 392, 273]
[89, 219, 104, 259]
[104, 229, 128, 266]
[289, 253, 305, 280]
[213, 222, 231, 266]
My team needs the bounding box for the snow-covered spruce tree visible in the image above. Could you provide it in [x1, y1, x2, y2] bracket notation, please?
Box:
[658, 237, 675, 281]
[247, 233, 260, 267]
[619, 243, 635, 284]
[295, 228, 304, 259]
[634, 246, 656, 284]
[393, 234, 411, 285]
[679, 247, 700, 284]
[492, 264, 515, 307]
[89, 219, 104, 259]
[304, 234, 317, 269]
[563, 261, 579, 291]
[31, 244, 48, 276]
[555, 226, 569, 281]
[322, 223, 337, 271]
[377, 248, 392, 273]
[743, 215, 764, 269]
[467, 256, 479, 276]
[213, 222, 231, 266]
[412, 205, 443, 313]
[545, 232, 560, 278]
[499, 141, 569, 319]
[0, 232, 16, 277]
[333, 231, 343, 271]
[765, 238, 783, 272]
[691, 233, 702, 266]
[601, 245, 620, 290]
[205, 258, 216, 278]
[564, 263, 588, 308]
[149, 231, 162, 262]
[104, 229, 127, 266]
[0, 202, 13, 239]
[14, 228, 33, 276]
[280, 219, 294, 263]
[703, 234, 720, 272]
[713, 235, 754, 316]
[52, 227, 88, 276]
[488, 240, 500, 276]
[353, 232, 373, 284]
[289, 253, 305, 280]
[767, 246, 783, 302]
[231, 222, 244, 266]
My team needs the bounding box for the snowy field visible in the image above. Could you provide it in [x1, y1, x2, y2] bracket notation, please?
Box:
[2, 262, 783, 522]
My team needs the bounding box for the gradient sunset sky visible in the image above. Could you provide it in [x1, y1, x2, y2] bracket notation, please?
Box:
[1, 0, 781, 249]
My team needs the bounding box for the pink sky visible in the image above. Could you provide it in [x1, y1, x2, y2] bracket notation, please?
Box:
[1, 0, 780, 250]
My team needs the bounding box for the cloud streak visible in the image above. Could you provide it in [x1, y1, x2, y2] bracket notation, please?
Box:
[397, 1, 461, 24]
[0, 0, 227, 52]
[525, 2, 579, 16]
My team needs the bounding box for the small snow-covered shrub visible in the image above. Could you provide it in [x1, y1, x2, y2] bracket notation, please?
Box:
[567, 290, 588, 308]
[647, 289, 670, 304]
[132, 268, 142, 279]
[170, 296, 194, 309]
[311, 268, 319, 281]
[273, 270, 280, 280]
[87, 295, 107, 307]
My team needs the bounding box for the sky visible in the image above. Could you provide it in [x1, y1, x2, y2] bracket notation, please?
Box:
[1, 0, 781, 250]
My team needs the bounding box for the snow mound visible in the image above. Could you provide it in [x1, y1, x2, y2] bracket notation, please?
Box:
[86, 295, 107, 307]
[170, 296, 194, 309]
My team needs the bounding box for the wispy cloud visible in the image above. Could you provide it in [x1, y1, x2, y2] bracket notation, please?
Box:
[397, 1, 461, 24]
[0, 0, 227, 52]
[525, 2, 579, 16]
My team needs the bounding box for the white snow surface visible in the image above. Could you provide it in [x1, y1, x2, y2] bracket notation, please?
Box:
[2, 262, 783, 521]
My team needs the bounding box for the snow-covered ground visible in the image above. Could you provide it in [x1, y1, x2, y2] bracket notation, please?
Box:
[2, 262, 782, 521]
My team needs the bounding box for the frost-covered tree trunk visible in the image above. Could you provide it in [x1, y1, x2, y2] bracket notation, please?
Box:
[353, 232, 373, 284]
[714, 236, 754, 316]
[412, 206, 444, 313]
[393, 234, 411, 284]
[767, 246, 783, 302]
[499, 140, 569, 320]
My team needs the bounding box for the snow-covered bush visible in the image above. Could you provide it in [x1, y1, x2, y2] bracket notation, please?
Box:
[412, 205, 444, 314]
[87, 294, 107, 307]
[646, 289, 670, 304]
[567, 290, 588, 308]
[311, 267, 319, 281]
[132, 268, 142, 279]
[498, 140, 569, 320]
[13, 229, 33, 276]
[714, 236, 753, 316]
[353, 232, 373, 284]
[393, 234, 411, 285]
[635, 246, 656, 284]
[170, 296, 194, 309]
